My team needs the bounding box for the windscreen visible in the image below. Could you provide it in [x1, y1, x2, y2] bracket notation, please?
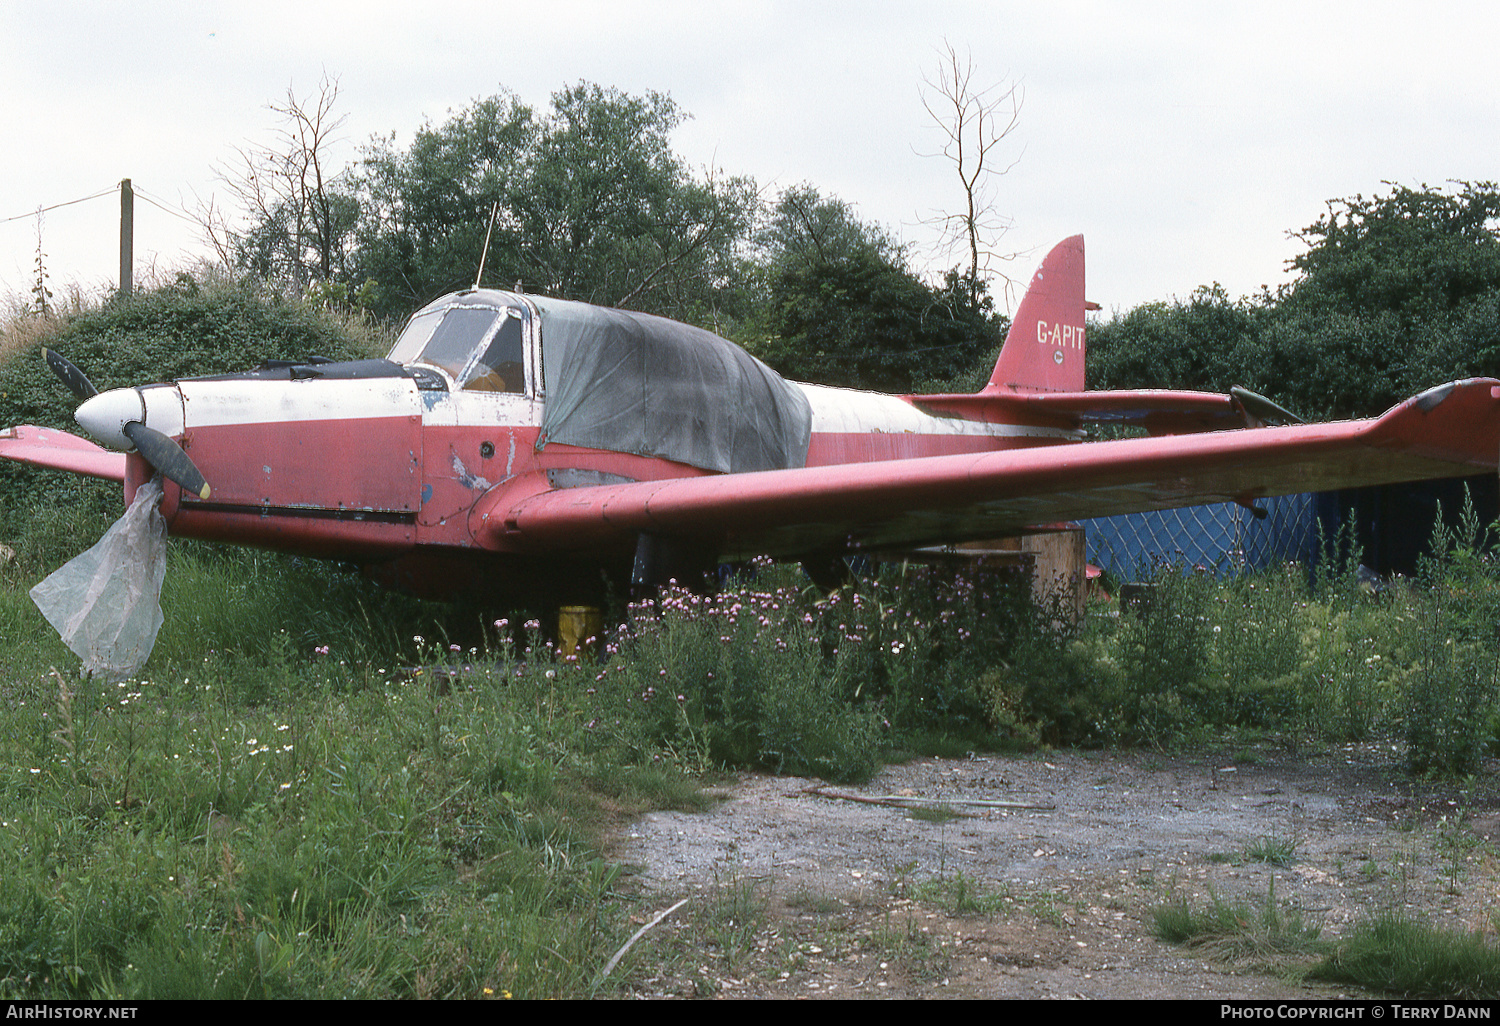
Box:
[389, 298, 528, 393]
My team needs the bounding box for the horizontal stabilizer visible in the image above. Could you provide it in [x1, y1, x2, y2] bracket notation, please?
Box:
[0, 425, 127, 481]
[908, 388, 1241, 434]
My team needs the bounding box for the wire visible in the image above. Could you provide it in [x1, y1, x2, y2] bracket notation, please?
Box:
[131, 186, 201, 226]
[0, 185, 118, 225]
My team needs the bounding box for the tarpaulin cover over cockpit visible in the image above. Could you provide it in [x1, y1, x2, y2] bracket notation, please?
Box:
[533, 296, 812, 474]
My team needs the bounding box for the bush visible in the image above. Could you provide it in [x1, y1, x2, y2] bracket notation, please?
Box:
[815, 561, 1034, 741]
[0, 270, 390, 537]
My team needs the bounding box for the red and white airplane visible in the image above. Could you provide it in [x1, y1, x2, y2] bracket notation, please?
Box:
[4, 235, 1499, 604]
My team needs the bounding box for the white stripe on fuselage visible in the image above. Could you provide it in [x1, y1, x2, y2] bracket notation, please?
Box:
[797, 383, 1081, 440]
[174, 376, 1079, 444]
[176, 377, 445, 429]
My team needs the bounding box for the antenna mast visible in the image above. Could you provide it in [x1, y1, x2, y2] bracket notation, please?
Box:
[473, 201, 499, 290]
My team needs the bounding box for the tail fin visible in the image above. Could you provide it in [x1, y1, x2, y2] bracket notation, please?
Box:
[987, 235, 1086, 394]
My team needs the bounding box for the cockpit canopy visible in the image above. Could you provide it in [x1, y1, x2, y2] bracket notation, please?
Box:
[387, 294, 530, 394]
[390, 290, 812, 475]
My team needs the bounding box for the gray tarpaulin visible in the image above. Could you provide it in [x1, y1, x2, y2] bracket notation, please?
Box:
[31, 478, 166, 680]
[534, 297, 812, 474]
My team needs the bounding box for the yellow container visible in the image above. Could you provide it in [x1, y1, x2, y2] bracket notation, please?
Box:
[557, 606, 604, 658]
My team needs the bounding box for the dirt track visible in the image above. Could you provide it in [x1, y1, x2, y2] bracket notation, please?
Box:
[616, 743, 1500, 999]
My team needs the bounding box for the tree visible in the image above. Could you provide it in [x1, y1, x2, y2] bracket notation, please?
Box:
[348, 84, 759, 323]
[206, 75, 358, 296]
[1088, 183, 1500, 420]
[1284, 181, 1500, 329]
[758, 256, 997, 393]
[758, 184, 898, 276]
[753, 184, 998, 393]
[919, 42, 1023, 307]
[353, 92, 538, 315]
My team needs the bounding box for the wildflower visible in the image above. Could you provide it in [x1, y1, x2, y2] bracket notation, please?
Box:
[315, 645, 330, 656]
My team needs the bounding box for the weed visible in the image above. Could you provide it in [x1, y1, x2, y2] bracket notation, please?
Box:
[910, 873, 1005, 916]
[869, 911, 951, 983]
[905, 804, 965, 824]
[785, 885, 842, 915]
[1152, 882, 1323, 971]
[679, 873, 769, 978]
[1243, 833, 1298, 868]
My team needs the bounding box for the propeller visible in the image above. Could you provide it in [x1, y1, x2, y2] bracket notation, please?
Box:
[43, 348, 212, 500]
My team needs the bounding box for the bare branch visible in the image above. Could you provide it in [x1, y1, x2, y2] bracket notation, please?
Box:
[917, 41, 1024, 306]
[201, 72, 353, 295]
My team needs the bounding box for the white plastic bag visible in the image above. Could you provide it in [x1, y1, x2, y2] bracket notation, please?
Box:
[31, 478, 166, 680]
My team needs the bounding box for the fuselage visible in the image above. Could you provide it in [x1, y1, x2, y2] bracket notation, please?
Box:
[77, 289, 1079, 596]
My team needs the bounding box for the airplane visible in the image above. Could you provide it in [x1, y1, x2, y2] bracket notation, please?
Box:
[3, 235, 1499, 618]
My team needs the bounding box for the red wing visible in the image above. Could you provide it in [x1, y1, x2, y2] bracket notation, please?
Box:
[0, 425, 127, 481]
[489, 379, 1500, 561]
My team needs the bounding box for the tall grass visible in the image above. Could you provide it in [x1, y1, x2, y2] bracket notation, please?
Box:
[1310, 913, 1500, 999]
[0, 551, 684, 999]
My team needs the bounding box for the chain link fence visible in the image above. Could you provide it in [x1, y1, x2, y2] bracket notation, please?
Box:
[1079, 492, 1319, 583]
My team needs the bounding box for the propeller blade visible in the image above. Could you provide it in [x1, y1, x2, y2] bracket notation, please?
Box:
[43, 348, 99, 401]
[121, 422, 211, 500]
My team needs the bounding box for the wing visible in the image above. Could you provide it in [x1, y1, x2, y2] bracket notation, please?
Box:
[0, 425, 127, 481]
[484, 378, 1500, 561]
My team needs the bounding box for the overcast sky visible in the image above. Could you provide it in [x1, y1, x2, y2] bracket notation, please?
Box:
[2, 0, 1497, 319]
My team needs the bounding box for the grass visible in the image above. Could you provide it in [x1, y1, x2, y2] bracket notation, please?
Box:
[0, 549, 682, 1000]
[905, 804, 967, 823]
[1155, 890, 1500, 998]
[1310, 913, 1500, 999]
[7, 456, 1500, 996]
[1244, 833, 1299, 868]
[1151, 885, 1324, 971]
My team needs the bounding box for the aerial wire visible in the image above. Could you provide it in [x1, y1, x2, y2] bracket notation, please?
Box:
[0, 185, 117, 225]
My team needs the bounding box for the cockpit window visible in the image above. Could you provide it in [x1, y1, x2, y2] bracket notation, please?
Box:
[386, 309, 442, 366]
[463, 314, 525, 393]
[413, 307, 500, 379]
[388, 300, 531, 394]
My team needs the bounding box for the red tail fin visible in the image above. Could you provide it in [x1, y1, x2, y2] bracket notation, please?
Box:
[987, 235, 1086, 394]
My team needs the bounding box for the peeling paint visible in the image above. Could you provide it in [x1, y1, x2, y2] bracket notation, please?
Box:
[450, 451, 494, 491]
